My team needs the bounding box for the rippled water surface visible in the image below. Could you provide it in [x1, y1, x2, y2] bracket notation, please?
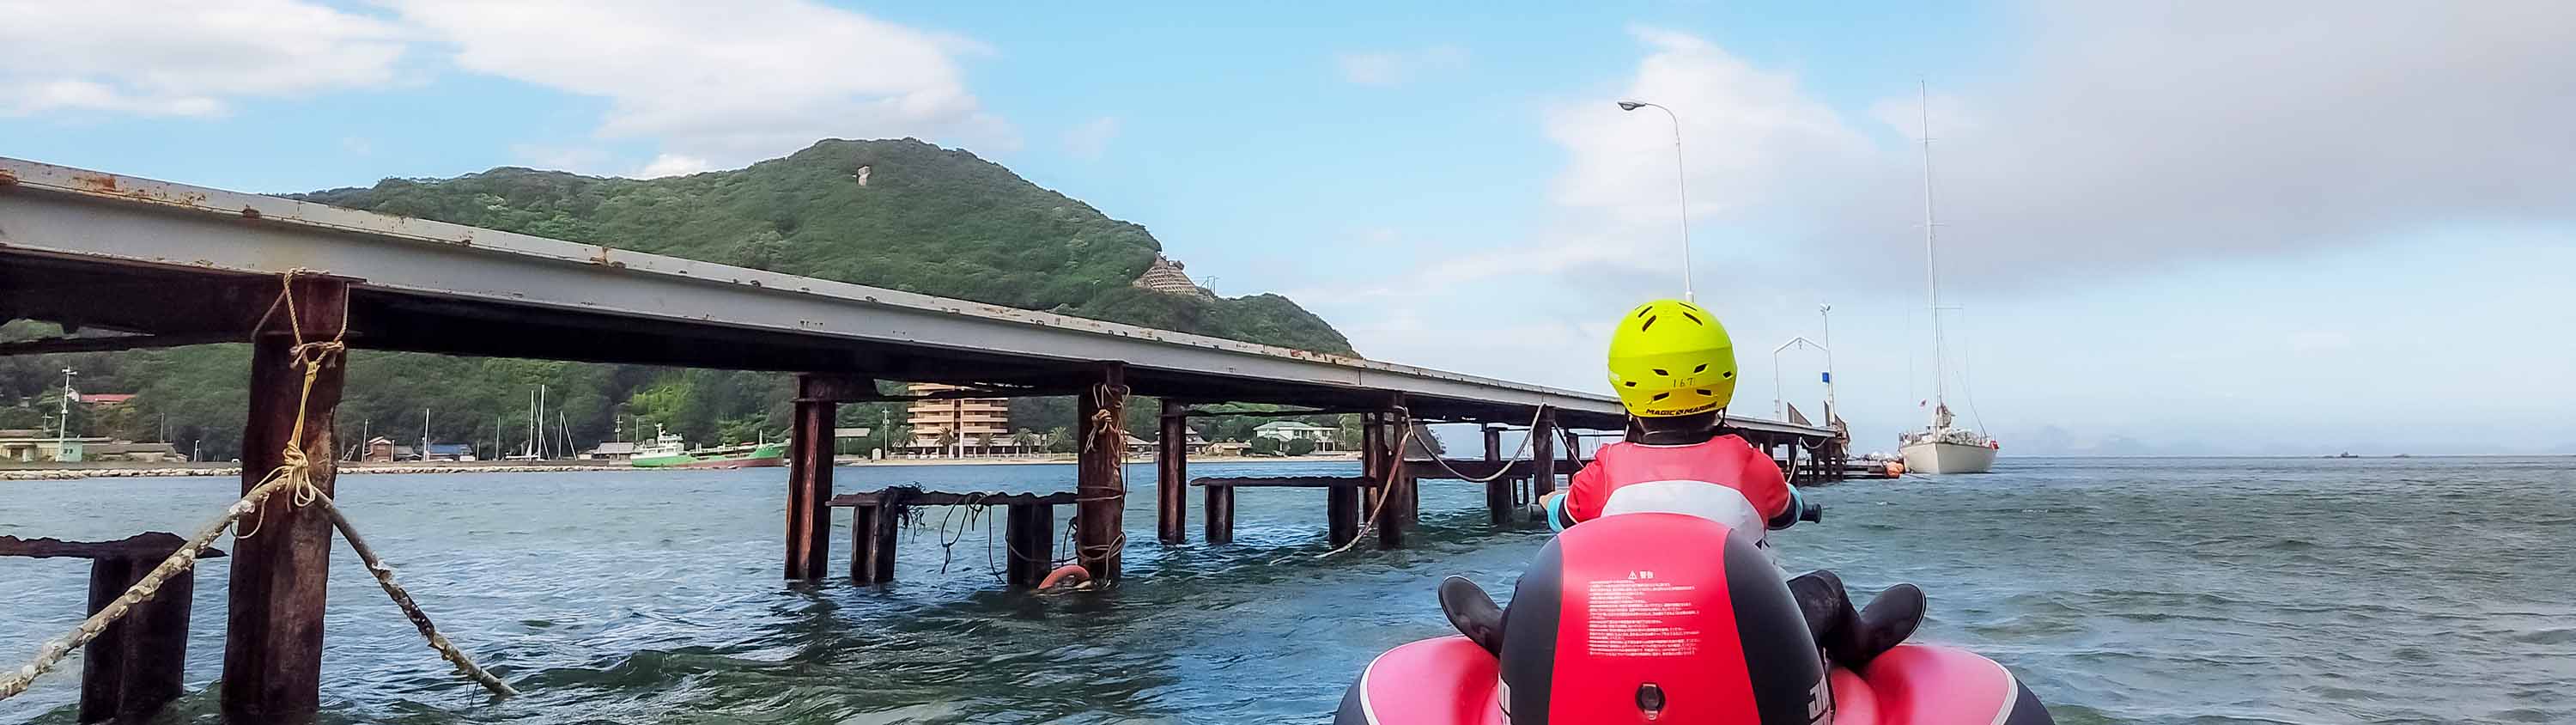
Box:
[4, 456, 2571, 723]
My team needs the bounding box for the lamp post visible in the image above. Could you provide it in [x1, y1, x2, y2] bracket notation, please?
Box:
[57, 368, 76, 459]
[1771, 338, 1830, 422]
[1819, 304, 1838, 427]
[1618, 100, 1695, 302]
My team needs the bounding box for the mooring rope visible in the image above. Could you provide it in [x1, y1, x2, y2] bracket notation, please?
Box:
[1311, 407, 1427, 559]
[315, 492, 518, 697]
[1413, 405, 1549, 484]
[1068, 381, 1132, 576]
[0, 270, 514, 703]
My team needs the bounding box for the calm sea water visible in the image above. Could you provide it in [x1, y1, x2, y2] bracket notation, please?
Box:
[3, 456, 2571, 724]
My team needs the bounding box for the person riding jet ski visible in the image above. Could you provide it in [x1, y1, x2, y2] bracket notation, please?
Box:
[1443, 298, 1923, 669]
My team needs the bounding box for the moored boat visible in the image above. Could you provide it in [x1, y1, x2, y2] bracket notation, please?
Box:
[629, 428, 787, 469]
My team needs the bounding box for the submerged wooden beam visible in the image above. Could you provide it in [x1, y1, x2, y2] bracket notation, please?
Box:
[829, 490, 1078, 507]
[1413, 458, 1581, 481]
[223, 275, 347, 724]
[0, 533, 225, 560]
[1190, 476, 1378, 488]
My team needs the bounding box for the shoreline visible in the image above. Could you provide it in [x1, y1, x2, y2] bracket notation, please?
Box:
[854, 452, 1361, 467]
[0, 453, 1366, 480]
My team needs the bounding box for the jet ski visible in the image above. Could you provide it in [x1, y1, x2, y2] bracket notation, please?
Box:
[1335, 499, 2051, 724]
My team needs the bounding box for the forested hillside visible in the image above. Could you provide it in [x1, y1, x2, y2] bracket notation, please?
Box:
[1, 140, 1356, 459]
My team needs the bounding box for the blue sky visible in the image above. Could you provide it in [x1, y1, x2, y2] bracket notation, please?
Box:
[5, 1, 2570, 454]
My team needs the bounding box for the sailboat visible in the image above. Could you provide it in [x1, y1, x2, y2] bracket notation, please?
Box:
[1899, 82, 1998, 475]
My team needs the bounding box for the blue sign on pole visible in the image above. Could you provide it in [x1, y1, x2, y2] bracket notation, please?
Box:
[1820, 372, 1832, 383]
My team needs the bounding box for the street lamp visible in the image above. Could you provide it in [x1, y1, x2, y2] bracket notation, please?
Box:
[1818, 304, 1838, 429]
[1771, 338, 1830, 422]
[1619, 100, 1694, 302]
[58, 368, 77, 458]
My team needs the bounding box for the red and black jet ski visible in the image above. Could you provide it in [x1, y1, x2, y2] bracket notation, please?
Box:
[1335, 512, 2052, 724]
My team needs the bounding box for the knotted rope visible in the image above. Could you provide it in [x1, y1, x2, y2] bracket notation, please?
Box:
[0, 270, 515, 704]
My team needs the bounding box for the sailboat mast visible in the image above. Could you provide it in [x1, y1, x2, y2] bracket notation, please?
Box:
[1917, 80, 1949, 416]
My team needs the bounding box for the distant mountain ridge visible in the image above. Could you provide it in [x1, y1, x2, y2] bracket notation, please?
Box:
[295, 138, 1355, 356]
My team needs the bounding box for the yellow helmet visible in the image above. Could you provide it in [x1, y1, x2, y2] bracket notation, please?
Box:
[1607, 299, 1738, 417]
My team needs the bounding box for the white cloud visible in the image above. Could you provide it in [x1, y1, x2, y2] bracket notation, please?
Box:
[385, 0, 1013, 172]
[1320, 9, 2576, 439]
[635, 154, 714, 178]
[1826, 3, 2576, 286]
[1336, 45, 1468, 87]
[0, 0, 409, 117]
[1061, 116, 1121, 161]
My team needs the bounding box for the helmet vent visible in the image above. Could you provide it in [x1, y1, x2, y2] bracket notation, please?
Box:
[1639, 315, 1657, 332]
[1623, 381, 1637, 387]
[1722, 371, 1734, 379]
[1651, 369, 1669, 376]
[1679, 311, 1702, 325]
[1692, 363, 1706, 373]
[1650, 393, 1671, 401]
[1695, 389, 1711, 396]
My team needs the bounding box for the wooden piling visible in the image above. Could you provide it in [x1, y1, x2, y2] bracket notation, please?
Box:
[1075, 364, 1127, 580]
[1157, 406, 1188, 545]
[787, 374, 870, 581]
[1004, 503, 1054, 588]
[1377, 404, 1414, 549]
[223, 276, 347, 724]
[1204, 484, 1235, 545]
[1326, 484, 1360, 547]
[1483, 425, 1510, 524]
[850, 496, 902, 584]
[82, 557, 194, 723]
[1530, 412, 1558, 497]
[1359, 414, 1387, 515]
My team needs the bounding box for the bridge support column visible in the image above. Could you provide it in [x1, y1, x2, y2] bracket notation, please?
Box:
[1483, 424, 1511, 525]
[1530, 413, 1558, 497]
[787, 374, 872, 581]
[224, 276, 347, 724]
[1157, 405, 1188, 545]
[1377, 399, 1415, 549]
[1076, 364, 1128, 581]
[1360, 414, 1387, 518]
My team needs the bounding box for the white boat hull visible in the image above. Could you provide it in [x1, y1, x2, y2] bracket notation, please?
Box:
[1900, 441, 1997, 474]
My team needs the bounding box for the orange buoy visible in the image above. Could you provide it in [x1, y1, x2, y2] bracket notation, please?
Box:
[1038, 564, 1091, 590]
[1884, 460, 1905, 478]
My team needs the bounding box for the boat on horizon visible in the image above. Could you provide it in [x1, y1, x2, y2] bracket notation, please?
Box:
[1898, 81, 1997, 475]
[629, 427, 787, 469]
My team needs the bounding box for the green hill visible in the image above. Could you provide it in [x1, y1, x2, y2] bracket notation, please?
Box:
[295, 139, 1352, 355]
[3, 140, 1355, 459]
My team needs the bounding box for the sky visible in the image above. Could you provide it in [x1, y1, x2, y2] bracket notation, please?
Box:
[3, 1, 2571, 454]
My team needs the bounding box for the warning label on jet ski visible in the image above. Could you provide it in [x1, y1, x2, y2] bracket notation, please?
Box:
[1584, 576, 1702, 657]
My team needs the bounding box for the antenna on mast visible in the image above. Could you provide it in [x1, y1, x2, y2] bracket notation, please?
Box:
[1917, 78, 1949, 418]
